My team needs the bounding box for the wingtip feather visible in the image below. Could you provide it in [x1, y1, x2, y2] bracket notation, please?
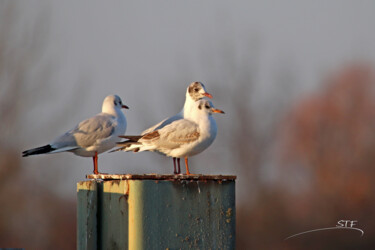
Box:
[22, 145, 54, 157]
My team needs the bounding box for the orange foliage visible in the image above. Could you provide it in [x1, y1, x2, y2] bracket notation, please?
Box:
[278, 64, 375, 243]
[281, 65, 375, 184]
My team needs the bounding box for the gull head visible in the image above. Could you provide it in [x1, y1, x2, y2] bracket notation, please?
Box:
[187, 82, 213, 101]
[196, 100, 225, 116]
[102, 95, 129, 113]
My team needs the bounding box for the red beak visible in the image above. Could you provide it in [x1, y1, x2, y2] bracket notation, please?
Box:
[211, 108, 225, 114]
[203, 92, 213, 99]
[122, 105, 129, 109]
[212, 108, 225, 114]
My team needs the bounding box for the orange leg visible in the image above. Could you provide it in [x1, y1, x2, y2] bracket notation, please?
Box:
[93, 152, 99, 174]
[184, 157, 191, 175]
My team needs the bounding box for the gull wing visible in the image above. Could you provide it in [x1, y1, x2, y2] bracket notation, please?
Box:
[51, 113, 117, 149]
[141, 119, 200, 150]
[141, 113, 183, 135]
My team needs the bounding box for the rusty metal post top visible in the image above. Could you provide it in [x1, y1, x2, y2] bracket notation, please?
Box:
[86, 173, 237, 181]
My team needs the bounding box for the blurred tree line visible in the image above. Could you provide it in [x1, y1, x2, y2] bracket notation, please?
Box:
[0, 2, 75, 249]
[235, 65, 375, 249]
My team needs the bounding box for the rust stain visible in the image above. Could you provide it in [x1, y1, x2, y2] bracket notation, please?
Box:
[117, 180, 130, 202]
[77, 180, 99, 192]
[87, 173, 236, 181]
[111, 179, 121, 185]
[225, 207, 233, 223]
[118, 193, 128, 202]
[226, 207, 233, 217]
[125, 180, 130, 200]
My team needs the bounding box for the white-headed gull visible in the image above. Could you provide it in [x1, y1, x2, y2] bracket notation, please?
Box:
[22, 94, 128, 174]
[141, 81, 212, 173]
[114, 99, 224, 175]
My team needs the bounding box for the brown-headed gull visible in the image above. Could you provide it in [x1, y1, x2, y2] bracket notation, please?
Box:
[142, 81, 212, 134]
[141, 81, 212, 173]
[22, 94, 128, 174]
[114, 99, 224, 175]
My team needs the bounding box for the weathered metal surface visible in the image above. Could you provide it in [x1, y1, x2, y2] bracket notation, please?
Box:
[99, 180, 129, 249]
[77, 180, 99, 250]
[78, 175, 236, 250]
[87, 173, 237, 181]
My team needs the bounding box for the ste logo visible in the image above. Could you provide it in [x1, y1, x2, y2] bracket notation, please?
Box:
[285, 220, 364, 240]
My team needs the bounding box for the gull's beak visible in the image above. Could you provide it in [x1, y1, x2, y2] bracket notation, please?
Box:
[212, 108, 225, 114]
[203, 92, 213, 99]
[122, 104, 129, 109]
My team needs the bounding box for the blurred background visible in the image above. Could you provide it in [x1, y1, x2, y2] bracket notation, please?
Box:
[1, 0, 375, 249]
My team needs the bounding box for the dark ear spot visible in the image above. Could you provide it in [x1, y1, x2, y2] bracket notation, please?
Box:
[198, 104, 202, 110]
[189, 82, 200, 91]
[188, 85, 194, 94]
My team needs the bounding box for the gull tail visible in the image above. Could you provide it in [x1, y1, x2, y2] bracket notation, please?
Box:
[22, 145, 55, 157]
[119, 135, 142, 141]
[109, 135, 142, 153]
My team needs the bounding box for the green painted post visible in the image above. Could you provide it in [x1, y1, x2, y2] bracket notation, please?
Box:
[77, 180, 100, 250]
[77, 174, 236, 250]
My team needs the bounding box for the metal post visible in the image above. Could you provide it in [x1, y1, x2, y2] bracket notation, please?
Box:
[77, 174, 236, 250]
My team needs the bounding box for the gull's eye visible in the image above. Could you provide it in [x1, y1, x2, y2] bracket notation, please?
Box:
[205, 105, 210, 109]
[194, 88, 199, 92]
